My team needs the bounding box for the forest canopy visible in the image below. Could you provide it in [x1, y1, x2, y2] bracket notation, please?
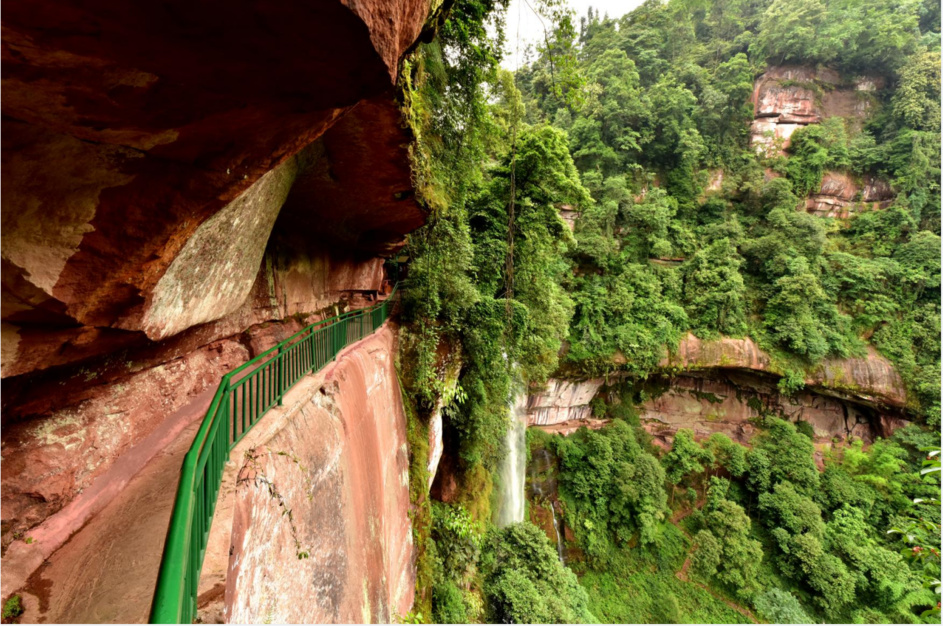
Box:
[397, 0, 941, 623]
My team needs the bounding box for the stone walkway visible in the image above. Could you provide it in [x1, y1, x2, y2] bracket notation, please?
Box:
[13, 324, 390, 624]
[17, 399, 209, 624]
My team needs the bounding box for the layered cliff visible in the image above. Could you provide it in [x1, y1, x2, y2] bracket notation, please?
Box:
[750, 65, 881, 156]
[750, 65, 895, 218]
[1, 0, 434, 617]
[528, 334, 910, 447]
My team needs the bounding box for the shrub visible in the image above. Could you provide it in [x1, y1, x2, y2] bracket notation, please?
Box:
[753, 588, 813, 624]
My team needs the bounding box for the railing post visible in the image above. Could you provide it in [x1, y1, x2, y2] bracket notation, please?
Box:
[277, 344, 284, 406]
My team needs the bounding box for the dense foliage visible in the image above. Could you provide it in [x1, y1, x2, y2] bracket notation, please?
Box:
[399, 0, 941, 623]
[516, 0, 941, 423]
[548, 411, 940, 623]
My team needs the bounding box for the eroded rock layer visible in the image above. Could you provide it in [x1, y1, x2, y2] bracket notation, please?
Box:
[2, 1, 427, 342]
[663, 334, 907, 410]
[527, 334, 910, 448]
[750, 65, 883, 157]
[638, 371, 893, 447]
[526, 378, 604, 426]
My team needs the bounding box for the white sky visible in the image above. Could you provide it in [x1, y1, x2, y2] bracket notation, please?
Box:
[502, 0, 648, 70]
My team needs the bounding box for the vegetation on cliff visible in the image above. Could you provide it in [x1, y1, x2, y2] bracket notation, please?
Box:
[543, 408, 940, 623]
[518, 0, 941, 423]
[397, 0, 940, 623]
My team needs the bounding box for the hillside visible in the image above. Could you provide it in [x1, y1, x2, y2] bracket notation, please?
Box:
[398, 0, 941, 623]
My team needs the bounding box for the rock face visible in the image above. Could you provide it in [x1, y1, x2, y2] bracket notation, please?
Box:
[558, 205, 580, 231]
[1, 339, 248, 542]
[639, 334, 910, 446]
[426, 360, 462, 490]
[663, 334, 907, 409]
[142, 159, 299, 340]
[225, 326, 414, 623]
[533, 334, 909, 448]
[751, 66, 883, 157]
[805, 171, 894, 217]
[640, 372, 883, 446]
[1, 0, 432, 553]
[2, 1, 428, 343]
[526, 378, 605, 426]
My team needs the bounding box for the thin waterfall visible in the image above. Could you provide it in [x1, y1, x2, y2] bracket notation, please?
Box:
[495, 384, 528, 527]
[549, 503, 565, 563]
[530, 447, 565, 562]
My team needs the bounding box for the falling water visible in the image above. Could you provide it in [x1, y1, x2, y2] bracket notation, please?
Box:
[530, 448, 565, 562]
[549, 504, 565, 563]
[495, 386, 528, 527]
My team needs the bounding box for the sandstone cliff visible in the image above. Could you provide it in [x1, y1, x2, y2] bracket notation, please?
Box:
[750, 65, 881, 156]
[225, 326, 414, 623]
[749, 65, 895, 219]
[529, 334, 909, 447]
[1, 0, 433, 610]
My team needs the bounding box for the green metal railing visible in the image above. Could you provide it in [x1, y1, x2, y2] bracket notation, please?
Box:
[150, 285, 398, 623]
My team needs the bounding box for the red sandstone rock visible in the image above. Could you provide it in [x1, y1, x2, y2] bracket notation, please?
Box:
[750, 65, 882, 156]
[662, 334, 907, 409]
[2, 0, 429, 368]
[805, 171, 894, 218]
[2, 0, 433, 558]
[637, 334, 912, 446]
[638, 372, 882, 445]
[1, 339, 249, 545]
[225, 326, 414, 623]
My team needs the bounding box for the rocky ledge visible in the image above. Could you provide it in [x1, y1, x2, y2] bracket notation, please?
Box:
[662, 334, 907, 410]
[751, 65, 883, 157]
[2, 0, 432, 549]
[527, 334, 909, 449]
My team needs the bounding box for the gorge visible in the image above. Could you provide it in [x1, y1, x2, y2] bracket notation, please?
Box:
[1, 0, 940, 625]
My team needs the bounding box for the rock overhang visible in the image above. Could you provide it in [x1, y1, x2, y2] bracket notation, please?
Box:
[2, 0, 430, 372]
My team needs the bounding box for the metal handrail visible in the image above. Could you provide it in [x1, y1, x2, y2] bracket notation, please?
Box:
[150, 284, 399, 623]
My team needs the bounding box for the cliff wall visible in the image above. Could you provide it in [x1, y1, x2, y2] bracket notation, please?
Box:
[224, 326, 415, 623]
[749, 65, 894, 217]
[528, 335, 909, 446]
[1, 0, 432, 550]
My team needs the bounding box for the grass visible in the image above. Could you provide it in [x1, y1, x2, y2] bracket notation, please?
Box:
[576, 544, 753, 624]
[2, 596, 23, 623]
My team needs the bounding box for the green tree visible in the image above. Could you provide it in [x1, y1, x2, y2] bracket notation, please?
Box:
[753, 588, 813, 624]
[480, 522, 596, 623]
[692, 483, 763, 595]
[663, 429, 714, 485]
[681, 238, 748, 337]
